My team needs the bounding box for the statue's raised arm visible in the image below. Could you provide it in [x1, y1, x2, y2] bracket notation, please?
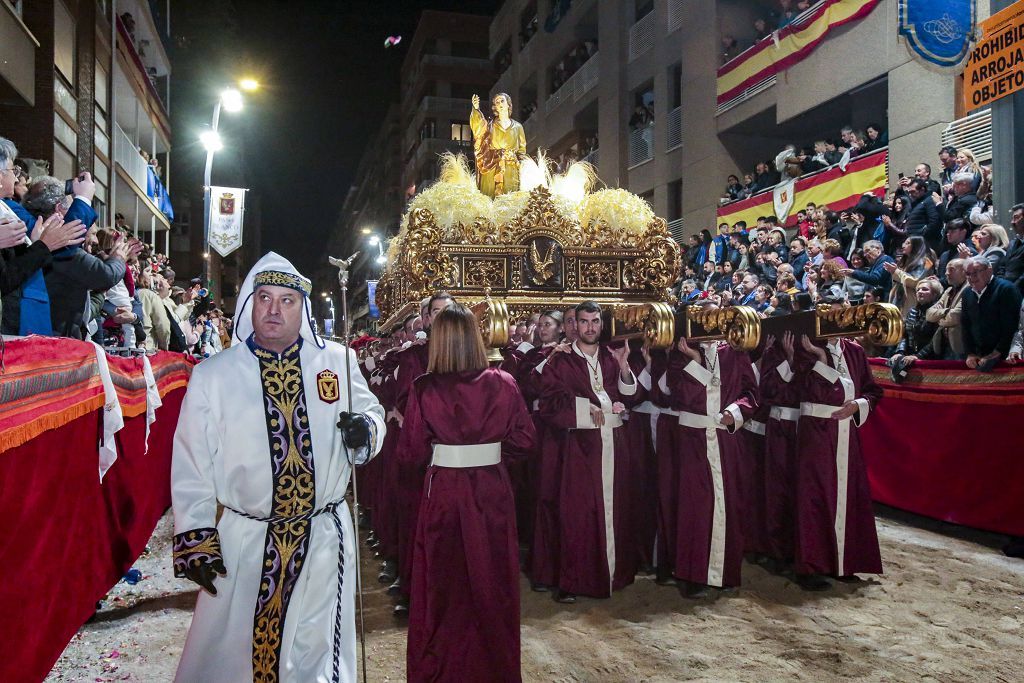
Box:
[469, 92, 525, 198]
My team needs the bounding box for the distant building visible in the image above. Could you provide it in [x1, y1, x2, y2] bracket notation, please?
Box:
[399, 10, 496, 197]
[0, 0, 173, 248]
[489, 0, 966, 239]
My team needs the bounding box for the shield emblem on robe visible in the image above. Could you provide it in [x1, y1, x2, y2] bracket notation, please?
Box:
[317, 369, 340, 403]
[898, 0, 976, 69]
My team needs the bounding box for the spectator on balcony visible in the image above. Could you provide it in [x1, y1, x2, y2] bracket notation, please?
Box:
[679, 279, 701, 303]
[938, 145, 959, 190]
[921, 258, 968, 361]
[11, 163, 29, 202]
[724, 175, 744, 201]
[696, 229, 713, 266]
[889, 278, 943, 375]
[753, 17, 772, 41]
[884, 236, 937, 317]
[778, 0, 800, 28]
[1002, 203, 1024, 294]
[970, 166, 996, 226]
[937, 219, 977, 286]
[843, 240, 894, 298]
[789, 237, 809, 273]
[892, 179, 943, 253]
[904, 162, 942, 197]
[962, 223, 1009, 277]
[863, 123, 887, 152]
[699, 260, 718, 291]
[721, 34, 742, 65]
[629, 103, 653, 131]
[943, 172, 980, 224]
[961, 256, 1022, 370]
[955, 148, 982, 193]
[753, 161, 781, 191]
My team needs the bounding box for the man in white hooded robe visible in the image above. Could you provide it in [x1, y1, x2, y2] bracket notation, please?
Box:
[171, 252, 385, 683]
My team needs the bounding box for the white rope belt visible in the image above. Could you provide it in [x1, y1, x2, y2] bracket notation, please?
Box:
[770, 406, 801, 422]
[800, 402, 847, 420]
[431, 442, 502, 468]
[742, 419, 766, 436]
[677, 411, 726, 430]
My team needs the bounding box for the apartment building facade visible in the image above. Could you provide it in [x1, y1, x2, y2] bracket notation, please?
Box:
[488, 0, 969, 239]
[400, 10, 496, 197]
[1, 0, 173, 249]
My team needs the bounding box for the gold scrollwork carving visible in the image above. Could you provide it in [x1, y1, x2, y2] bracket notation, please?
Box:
[464, 258, 507, 289]
[686, 305, 761, 352]
[613, 302, 676, 350]
[815, 302, 904, 347]
[579, 260, 620, 289]
[403, 208, 460, 300]
[622, 219, 682, 293]
[472, 293, 510, 363]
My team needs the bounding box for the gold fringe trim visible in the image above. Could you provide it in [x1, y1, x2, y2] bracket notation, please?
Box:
[0, 395, 106, 455]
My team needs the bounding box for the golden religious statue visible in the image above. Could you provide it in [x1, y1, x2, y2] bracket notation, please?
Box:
[470, 92, 527, 197]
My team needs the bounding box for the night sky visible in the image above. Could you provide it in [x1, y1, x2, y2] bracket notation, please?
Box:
[169, 0, 500, 278]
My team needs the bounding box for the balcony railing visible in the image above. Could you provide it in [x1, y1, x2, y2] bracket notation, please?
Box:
[628, 125, 654, 169]
[667, 0, 684, 34]
[116, 14, 167, 115]
[545, 52, 599, 114]
[716, 75, 777, 116]
[114, 122, 149, 195]
[666, 106, 682, 151]
[942, 108, 992, 163]
[628, 11, 655, 62]
[582, 148, 599, 166]
[419, 96, 471, 114]
[667, 218, 684, 244]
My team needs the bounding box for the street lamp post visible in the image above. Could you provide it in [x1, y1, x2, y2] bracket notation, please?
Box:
[201, 87, 245, 287]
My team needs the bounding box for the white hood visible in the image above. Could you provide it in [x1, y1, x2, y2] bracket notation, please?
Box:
[233, 251, 324, 348]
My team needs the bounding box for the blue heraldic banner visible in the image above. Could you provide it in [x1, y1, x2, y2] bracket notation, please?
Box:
[899, 0, 977, 69]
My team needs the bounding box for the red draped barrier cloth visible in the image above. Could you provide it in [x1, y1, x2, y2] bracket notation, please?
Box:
[860, 359, 1024, 536]
[0, 338, 190, 683]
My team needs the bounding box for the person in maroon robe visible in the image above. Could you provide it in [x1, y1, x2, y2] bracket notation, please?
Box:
[622, 342, 659, 573]
[520, 311, 566, 590]
[386, 292, 454, 613]
[760, 331, 802, 569]
[538, 301, 640, 602]
[399, 303, 535, 683]
[660, 331, 759, 598]
[793, 331, 883, 590]
[368, 337, 404, 586]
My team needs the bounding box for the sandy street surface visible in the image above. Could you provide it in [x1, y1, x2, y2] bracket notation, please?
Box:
[47, 507, 1024, 682]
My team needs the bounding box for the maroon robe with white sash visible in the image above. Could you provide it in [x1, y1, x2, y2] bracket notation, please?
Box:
[399, 368, 535, 683]
[760, 343, 801, 562]
[538, 342, 639, 597]
[662, 342, 758, 588]
[794, 338, 883, 577]
[622, 350, 658, 569]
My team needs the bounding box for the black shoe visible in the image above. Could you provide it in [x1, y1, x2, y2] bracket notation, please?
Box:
[678, 581, 712, 599]
[638, 564, 656, 576]
[796, 574, 831, 591]
[553, 590, 577, 604]
[378, 560, 397, 584]
[746, 553, 770, 566]
[393, 600, 409, 616]
[387, 578, 402, 596]
[654, 567, 677, 586]
[531, 582, 551, 592]
[833, 574, 861, 583]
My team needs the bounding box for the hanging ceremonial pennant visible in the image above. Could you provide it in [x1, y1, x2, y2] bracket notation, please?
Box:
[773, 178, 797, 223]
[367, 280, 380, 319]
[207, 186, 247, 257]
[898, 0, 977, 70]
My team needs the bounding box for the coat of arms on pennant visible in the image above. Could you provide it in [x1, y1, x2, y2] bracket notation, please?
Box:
[317, 369, 340, 403]
[898, 0, 977, 69]
[219, 192, 235, 215]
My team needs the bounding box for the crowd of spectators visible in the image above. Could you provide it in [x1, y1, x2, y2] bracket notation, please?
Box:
[721, 1, 822, 66]
[723, 122, 889, 203]
[550, 40, 599, 93]
[1, 134, 228, 358]
[681, 143, 1024, 374]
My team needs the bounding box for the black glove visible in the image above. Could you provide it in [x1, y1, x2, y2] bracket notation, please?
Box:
[182, 558, 226, 595]
[338, 411, 370, 449]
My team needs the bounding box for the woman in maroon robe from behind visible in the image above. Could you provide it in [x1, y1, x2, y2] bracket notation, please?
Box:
[399, 304, 536, 683]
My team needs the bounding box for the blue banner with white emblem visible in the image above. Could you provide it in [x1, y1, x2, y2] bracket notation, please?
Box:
[898, 0, 977, 69]
[367, 280, 379, 319]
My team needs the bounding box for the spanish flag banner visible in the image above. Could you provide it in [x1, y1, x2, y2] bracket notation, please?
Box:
[717, 0, 883, 106]
[717, 148, 888, 228]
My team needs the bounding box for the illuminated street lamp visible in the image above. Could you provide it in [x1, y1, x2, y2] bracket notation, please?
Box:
[239, 78, 260, 92]
[202, 87, 248, 285]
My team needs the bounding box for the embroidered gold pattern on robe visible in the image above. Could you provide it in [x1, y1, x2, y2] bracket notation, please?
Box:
[249, 339, 316, 682]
